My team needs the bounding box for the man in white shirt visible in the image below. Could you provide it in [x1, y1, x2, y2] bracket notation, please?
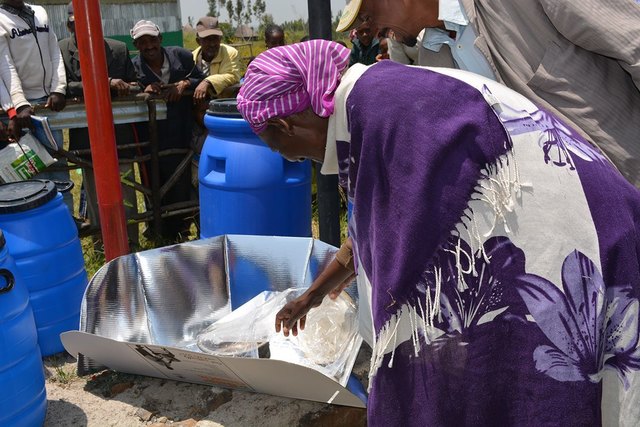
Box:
[0, 0, 73, 211]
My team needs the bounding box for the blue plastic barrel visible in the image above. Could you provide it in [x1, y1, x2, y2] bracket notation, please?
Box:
[199, 99, 312, 239]
[0, 180, 88, 356]
[0, 230, 47, 427]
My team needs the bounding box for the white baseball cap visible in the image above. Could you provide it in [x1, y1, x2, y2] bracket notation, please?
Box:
[130, 20, 161, 40]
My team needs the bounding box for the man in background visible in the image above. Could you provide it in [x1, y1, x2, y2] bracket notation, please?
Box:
[59, 2, 140, 242]
[191, 16, 240, 102]
[132, 20, 204, 242]
[348, 21, 379, 66]
[0, 0, 73, 213]
[264, 24, 285, 49]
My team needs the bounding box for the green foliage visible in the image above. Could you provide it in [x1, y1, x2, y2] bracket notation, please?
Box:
[207, 0, 226, 17]
[219, 22, 236, 43]
[183, 31, 197, 50]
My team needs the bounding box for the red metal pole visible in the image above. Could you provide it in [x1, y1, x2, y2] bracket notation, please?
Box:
[72, 0, 129, 260]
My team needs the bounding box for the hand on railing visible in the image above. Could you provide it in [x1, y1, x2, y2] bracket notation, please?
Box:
[110, 79, 140, 97]
[45, 92, 66, 112]
[193, 80, 212, 103]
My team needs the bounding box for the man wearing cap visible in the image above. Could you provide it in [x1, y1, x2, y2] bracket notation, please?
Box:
[131, 19, 205, 242]
[336, 0, 640, 189]
[192, 16, 240, 102]
[0, 0, 74, 213]
[59, 2, 140, 241]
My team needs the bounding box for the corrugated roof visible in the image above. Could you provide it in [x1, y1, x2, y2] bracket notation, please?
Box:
[234, 24, 256, 38]
[42, 2, 181, 40]
[38, 0, 176, 5]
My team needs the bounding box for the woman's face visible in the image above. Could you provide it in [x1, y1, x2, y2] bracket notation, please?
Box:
[258, 109, 329, 163]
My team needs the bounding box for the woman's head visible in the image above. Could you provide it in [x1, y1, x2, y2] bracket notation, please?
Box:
[237, 40, 350, 163]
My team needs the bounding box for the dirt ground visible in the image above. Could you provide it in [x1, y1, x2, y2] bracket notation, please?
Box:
[42, 346, 370, 427]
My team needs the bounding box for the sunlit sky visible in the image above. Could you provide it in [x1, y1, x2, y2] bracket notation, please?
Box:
[179, 0, 347, 25]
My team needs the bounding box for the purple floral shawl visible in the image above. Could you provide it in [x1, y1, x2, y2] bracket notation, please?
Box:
[341, 61, 640, 426]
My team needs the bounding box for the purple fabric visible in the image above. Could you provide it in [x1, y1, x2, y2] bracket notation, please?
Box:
[346, 62, 510, 331]
[237, 40, 350, 133]
[342, 61, 640, 425]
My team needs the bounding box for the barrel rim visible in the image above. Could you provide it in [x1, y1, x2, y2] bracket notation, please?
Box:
[207, 98, 241, 117]
[0, 180, 58, 213]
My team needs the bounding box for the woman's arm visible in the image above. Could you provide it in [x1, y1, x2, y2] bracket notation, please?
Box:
[275, 237, 355, 336]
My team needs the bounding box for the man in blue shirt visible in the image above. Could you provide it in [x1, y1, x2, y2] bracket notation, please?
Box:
[131, 20, 205, 242]
[349, 21, 380, 67]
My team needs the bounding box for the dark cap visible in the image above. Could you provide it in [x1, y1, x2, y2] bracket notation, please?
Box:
[196, 16, 223, 38]
[67, 1, 74, 22]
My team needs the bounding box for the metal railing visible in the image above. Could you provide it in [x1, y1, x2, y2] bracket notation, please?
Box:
[11, 93, 199, 239]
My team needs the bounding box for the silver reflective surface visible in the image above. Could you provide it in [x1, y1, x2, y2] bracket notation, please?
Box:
[79, 235, 350, 374]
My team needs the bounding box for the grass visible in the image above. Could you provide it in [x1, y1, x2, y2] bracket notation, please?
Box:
[45, 352, 78, 385]
[53, 365, 77, 385]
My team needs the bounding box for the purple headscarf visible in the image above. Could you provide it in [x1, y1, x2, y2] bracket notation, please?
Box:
[237, 40, 351, 134]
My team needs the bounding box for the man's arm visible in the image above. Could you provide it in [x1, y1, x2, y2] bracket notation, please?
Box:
[59, 39, 84, 97]
[183, 49, 205, 89]
[122, 45, 138, 83]
[204, 45, 241, 95]
[48, 27, 67, 96]
[0, 40, 15, 118]
[540, 0, 640, 90]
[0, 29, 28, 111]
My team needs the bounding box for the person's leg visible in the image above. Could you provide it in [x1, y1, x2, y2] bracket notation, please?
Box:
[119, 162, 140, 246]
[158, 155, 193, 242]
[84, 163, 140, 246]
[82, 168, 100, 229]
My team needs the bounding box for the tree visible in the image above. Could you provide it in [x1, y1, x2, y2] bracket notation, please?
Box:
[243, 0, 253, 25]
[332, 10, 343, 41]
[225, 0, 234, 25]
[253, 0, 266, 23]
[234, 0, 245, 27]
[207, 0, 218, 17]
[260, 13, 274, 28]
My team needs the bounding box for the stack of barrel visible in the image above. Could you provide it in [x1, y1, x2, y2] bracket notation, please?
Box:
[0, 180, 89, 426]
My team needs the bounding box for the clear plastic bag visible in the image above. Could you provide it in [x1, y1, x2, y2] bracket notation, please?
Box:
[196, 289, 360, 383]
[269, 292, 359, 382]
[196, 288, 302, 357]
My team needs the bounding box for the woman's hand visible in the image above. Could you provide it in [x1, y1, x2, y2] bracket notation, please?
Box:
[275, 292, 323, 337]
[274, 238, 357, 336]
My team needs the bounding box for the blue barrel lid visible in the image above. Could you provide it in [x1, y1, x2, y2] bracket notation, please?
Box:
[0, 180, 57, 213]
[207, 98, 241, 118]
